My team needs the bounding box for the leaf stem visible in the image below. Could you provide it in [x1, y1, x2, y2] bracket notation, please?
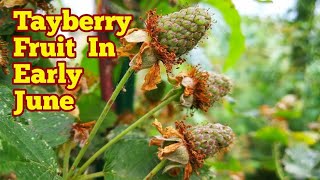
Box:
[78, 172, 105, 180]
[62, 141, 72, 180]
[73, 90, 182, 177]
[66, 67, 134, 179]
[144, 159, 168, 180]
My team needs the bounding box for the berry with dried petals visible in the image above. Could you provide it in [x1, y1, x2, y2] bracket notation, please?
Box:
[191, 123, 234, 156]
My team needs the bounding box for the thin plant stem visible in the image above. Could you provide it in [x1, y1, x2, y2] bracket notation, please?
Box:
[78, 172, 105, 180]
[66, 67, 135, 178]
[62, 141, 72, 180]
[144, 159, 168, 180]
[273, 143, 286, 180]
[73, 91, 182, 177]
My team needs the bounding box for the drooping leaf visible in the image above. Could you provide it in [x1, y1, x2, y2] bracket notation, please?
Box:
[0, 117, 60, 180]
[203, 0, 245, 71]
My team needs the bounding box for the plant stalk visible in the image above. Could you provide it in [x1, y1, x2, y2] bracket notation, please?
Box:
[78, 172, 105, 180]
[66, 67, 134, 178]
[144, 159, 168, 180]
[62, 141, 72, 180]
[73, 90, 182, 177]
[273, 143, 286, 180]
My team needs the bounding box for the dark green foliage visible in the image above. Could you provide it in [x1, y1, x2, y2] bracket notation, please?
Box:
[0, 117, 60, 179]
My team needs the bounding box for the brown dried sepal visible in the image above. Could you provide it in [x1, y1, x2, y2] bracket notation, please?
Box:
[0, 0, 27, 8]
[117, 28, 150, 61]
[71, 121, 95, 147]
[0, 39, 9, 75]
[152, 119, 183, 139]
[29, 0, 54, 13]
[158, 142, 183, 160]
[141, 63, 162, 91]
[176, 66, 213, 112]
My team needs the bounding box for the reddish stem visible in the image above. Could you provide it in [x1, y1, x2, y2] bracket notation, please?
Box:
[97, 0, 115, 102]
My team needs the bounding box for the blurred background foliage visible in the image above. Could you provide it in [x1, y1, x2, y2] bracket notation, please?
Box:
[0, 0, 319, 179]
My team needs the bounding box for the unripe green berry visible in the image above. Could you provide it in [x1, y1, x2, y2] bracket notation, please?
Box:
[157, 7, 212, 56]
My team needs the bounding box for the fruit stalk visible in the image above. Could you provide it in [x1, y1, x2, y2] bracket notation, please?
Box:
[62, 141, 72, 179]
[73, 90, 183, 177]
[143, 159, 168, 180]
[66, 66, 134, 179]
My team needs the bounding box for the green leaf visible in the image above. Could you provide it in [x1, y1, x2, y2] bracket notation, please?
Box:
[0, 118, 60, 179]
[20, 86, 74, 147]
[77, 90, 117, 131]
[77, 91, 107, 121]
[254, 126, 288, 144]
[0, 85, 74, 147]
[291, 131, 320, 145]
[0, 140, 24, 161]
[203, 0, 245, 71]
[0, 162, 61, 180]
[104, 136, 211, 179]
[81, 45, 99, 76]
[33, 59, 54, 68]
[22, 111, 74, 147]
[104, 138, 160, 180]
[0, 85, 14, 117]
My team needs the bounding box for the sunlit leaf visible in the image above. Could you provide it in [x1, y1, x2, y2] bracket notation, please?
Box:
[254, 126, 288, 144]
[290, 131, 320, 145]
[203, 0, 245, 71]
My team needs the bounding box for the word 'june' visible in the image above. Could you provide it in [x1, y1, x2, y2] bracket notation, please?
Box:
[11, 9, 133, 116]
[12, 8, 133, 58]
[12, 61, 83, 116]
